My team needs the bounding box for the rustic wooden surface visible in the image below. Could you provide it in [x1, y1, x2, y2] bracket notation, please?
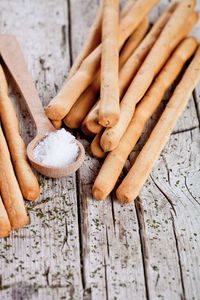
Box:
[0, 0, 200, 299]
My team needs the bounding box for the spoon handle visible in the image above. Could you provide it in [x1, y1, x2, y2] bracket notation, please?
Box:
[0, 34, 54, 134]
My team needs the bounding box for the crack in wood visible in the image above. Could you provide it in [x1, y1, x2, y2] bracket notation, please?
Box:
[104, 257, 109, 300]
[135, 197, 150, 300]
[44, 266, 50, 286]
[150, 175, 177, 216]
[155, 273, 160, 288]
[0, 275, 3, 290]
[170, 211, 186, 300]
[110, 197, 116, 236]
[67, 0, 84, 294]
[161, 154, 171, 186]
[54, 83, 59, 93]
[184, 176, 200, 206]
[67, 0, 73, 66]
[76, 165, 89, 294]
[105, 226, 110, 258]
[62, 219, 69, 250]
[76, 170, 85, 292]
[171, 126, 198, 135]
[193, 90, 200, 129]
[39, 57, 48, 87]
[61, 24, 67, 58]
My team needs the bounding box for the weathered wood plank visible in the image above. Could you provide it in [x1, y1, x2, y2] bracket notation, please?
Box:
[126, 1, 200, 298]
[0, 1, 83, 299]
[0, 0, 200, 300]
[77, 141, 146, 299]
[70, 1, 168, 299]
[72, 1, 200, 299]
[138, 95, 200, 299]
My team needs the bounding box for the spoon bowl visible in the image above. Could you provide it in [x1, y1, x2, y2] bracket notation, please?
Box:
[0, 34, 85, 178]
[27, 135, 85, 178]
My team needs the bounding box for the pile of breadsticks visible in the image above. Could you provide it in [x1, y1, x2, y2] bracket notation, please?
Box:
[0, 65, 39, 237]
[45, 0, 200, 203]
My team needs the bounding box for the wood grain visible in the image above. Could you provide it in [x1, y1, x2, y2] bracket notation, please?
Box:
[0, 1, 82, 299]
[0, 0, 200, 299]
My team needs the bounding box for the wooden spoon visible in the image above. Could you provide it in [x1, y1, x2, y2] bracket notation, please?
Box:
[0, 34, 85, 178]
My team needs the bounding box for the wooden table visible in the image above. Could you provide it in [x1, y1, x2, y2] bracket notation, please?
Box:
[0, 1, 200, 299]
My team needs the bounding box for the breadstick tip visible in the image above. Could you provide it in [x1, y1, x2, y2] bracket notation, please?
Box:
[45, 105, 63, 121]
[100, 131, 117, 152]
[192, 11, 199, 23]
[98, 112, 120, 128]
[0, 222, 11, 238]
[116, 189, 134, 203]
[23, 184, 40, 201]
[0, 228, 11, 238]
[92, 186, 105, 201]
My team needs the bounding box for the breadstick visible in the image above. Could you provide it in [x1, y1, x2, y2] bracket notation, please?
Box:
[64, 18, 148, 129]
[0, 125, 29, 229]
[0, 65, 39, 201]
[92, 37, 198, 200]
[51, 119, 62, 129]
[100, 0, 197, 152]
[64, 72, 100, 128]
[91, 131, 106, 159]
[63, 2, 147, 129]
[81, 119, 95, 136]
[0, 195, 11, 238]
[118, 0, 159, 47]
[117, 45, 200, 203]
[49, 2, 103, 129]
[83, 2, 179, 134]
[45, 0, 160, 121]
[120, 0, 137, 19]
[119, 17, 149, 69]
[82, 99, 102, 134]
[45, 44, 101, 121]
[98, 0, 120, 127]
[52, 2, 103, 129]
[67, 1, 103, 80]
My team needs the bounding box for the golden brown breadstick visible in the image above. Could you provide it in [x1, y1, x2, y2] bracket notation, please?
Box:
[50, 1, 103, 129]
[91, 131, 106, 159]
[45, 0, 160, 121]
[83, 2, 179, 134]
[67, 1, 103, 80]
[117, 45, 200, 203]
[118, 0, 159, 47]
[98, 0, 120, 127]
[0, 195, 11, 238]
[82, 99, 102, 134]
[92, 37, 198, 200]
[100, 0, 197, 152]
[119, 17, 149, 69]
[46, 45, 101, 120]
[81, 119, 95, 136]
[0, 124, 29, 229]
[64, 4, 147, 129]
[49, 2, 103, 130]
[64, 18, 148, 129]
[64, 72, 100, 128]
[51, 119, 62, 129]
[0, 65, 39, 201]
[120, 0, 137, 19]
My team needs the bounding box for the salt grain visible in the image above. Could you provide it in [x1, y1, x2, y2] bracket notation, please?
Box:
[33, 129, 79, 167]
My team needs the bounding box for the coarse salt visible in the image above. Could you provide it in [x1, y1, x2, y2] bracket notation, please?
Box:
[33, 129, 79, 167]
